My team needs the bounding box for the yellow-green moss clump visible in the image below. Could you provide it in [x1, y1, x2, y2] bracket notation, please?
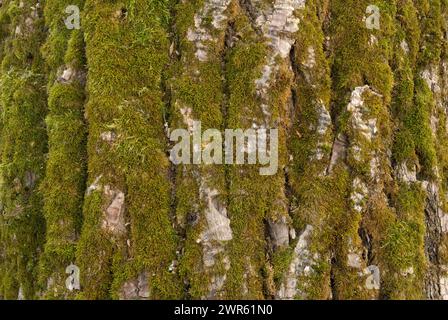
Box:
[281, 0, 334, 299]
[385, 0, 426, 299]
[327, 0, 396, 299]
[38, 0, 87, 299]
[412, 0, 448, 299]
[0, 0, 48, 299]
[76, 0, 180, 299]
[223, 5, 272, 299]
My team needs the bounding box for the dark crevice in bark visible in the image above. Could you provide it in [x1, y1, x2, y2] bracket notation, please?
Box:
[330, 256, 337, 300]
[320, 2, 340, 300]
[359, 227, 373, 263]
[163, 17, 178, 229]
[222, 19, 236, 121]
[222, 18, 235, 229]
[424, 198, 442, 299]
[164, 0, 186, 298]
[238, 0, 262, 35]
[263, 217, 275, 300]
[285, 42, 299, 229]
[286, 41, 299, 218]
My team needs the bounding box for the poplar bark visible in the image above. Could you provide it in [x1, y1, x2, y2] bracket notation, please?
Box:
[0, 0, 447, 300]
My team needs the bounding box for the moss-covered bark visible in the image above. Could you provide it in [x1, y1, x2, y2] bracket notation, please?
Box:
[0, 0, 48, 299]
[170, 0, 234, 299]
[75, 0, 180, 299]
[386, 0, 426, 299]
[38, 0, 87, 299]
[326, 0, 397, 300]
[224, 2, 286, 299]
[0, 0, 448, 300]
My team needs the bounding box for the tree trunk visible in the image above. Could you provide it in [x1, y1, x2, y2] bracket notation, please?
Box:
[0, 0, 447, 300]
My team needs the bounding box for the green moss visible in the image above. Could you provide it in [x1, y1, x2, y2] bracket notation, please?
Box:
[279, 0, 335, 299]
[327, 0, 397, 299]
[385, 217, 424, 270]
[0, 0, 48, 299]
[329, 0, 395, 117]
[0, 0, 447, 301]
[37, 0, 87, 299]
[76, 0, 180, 299]
[405, 77, 436, 178]
[382, 215, 426, 299]
[223, 4, 288, 299]
[385, 0, 431, 299]
[171, 0, 232, 299]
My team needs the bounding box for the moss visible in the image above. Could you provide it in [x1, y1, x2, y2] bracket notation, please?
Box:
[271, 247, 293, 285]
[0, 0, 12, 300]
[222, 3, 290, 299]
[382, 210, 426, 300]
[0, 0, 447, 301]
[405, 77, 437, 178]
[413, 0, 443, 67]
[280, 0, 334, 299]
[326, 166, 361, 300]
[384, 0, 435, 299]
[327, 0, 397, 299]
[0, 1, 11, 62]
[295, 167, 350, 300]
[438, 1, 448, 269]
[76, 0, 180, 299]
[41, 0, 82, 83]
[403, 1, 442, 181]
[328, 0, 395, 119]
[0, 0, 48, 299]
[37, 0, 87, 299]
[420, 0, 448, 293]
[384, 217, 424, 270]
[171, 0, 233, 299]
[110, 102, 181, 299]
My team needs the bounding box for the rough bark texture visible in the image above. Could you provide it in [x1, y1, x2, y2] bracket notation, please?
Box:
[0, 0, 447, 300]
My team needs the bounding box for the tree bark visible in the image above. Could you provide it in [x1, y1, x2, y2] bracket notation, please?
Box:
[0, 0, 447, 300]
